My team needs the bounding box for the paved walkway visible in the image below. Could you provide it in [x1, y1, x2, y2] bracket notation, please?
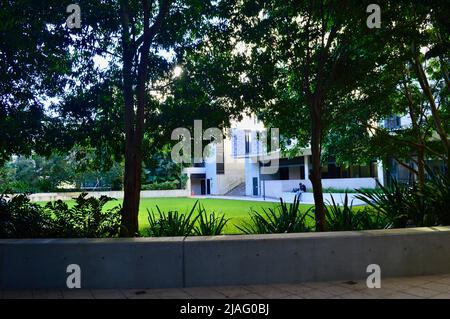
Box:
[3, 274, 450, 299]
[191, 194, 367, 206]
[191, 195, 280, 203]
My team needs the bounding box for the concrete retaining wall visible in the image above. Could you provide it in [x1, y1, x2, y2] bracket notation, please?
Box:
[1, 227, 450, 289]
[264, 178, 377, 199]
[281, 192, 367, 205]
[24, 189, 189, 202]
[0, 238, 184, 289]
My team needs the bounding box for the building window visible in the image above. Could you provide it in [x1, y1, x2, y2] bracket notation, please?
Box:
[256, 132, 261, 155]
[384, 115, 401, 130]
[300, 165, 305, 179]
[279, 167, 289, 180]
[216, 142, 225, 174]
[245, 131, 250, 155]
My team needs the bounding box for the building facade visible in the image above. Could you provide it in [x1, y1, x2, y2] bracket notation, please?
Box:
[184, 115, 264, 196]
[184, 114, 384, 199]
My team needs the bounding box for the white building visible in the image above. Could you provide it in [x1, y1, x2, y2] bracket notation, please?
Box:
[184, 114, 384, 199]
[183, 115, 264, 196]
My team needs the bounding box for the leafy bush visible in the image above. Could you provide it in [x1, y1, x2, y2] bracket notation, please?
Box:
[0, 193, 52, 238]
[141, 180, 181, 191]
[325, 193, 361, 231]
[424, 170, 450, 225]
[237, 195, 312, 234]
[45, 193, 122, 238]
[0, 193, 122, 238]
[194, 203, 229, 236]
[356, 172, 449, 228]
[0, 154, 124, 194]
[147, 201, 229, 236]
[325, 193, 388, 231]
[357, 180, 410, 227]
[147, 201, 199, 236]
[357, 207, 390, 230]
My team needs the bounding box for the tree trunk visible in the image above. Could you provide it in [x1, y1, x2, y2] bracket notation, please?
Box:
[310, 98, 326, 232]
[404, 80, 427, 191]
[121, 54, 148, 237]
[121, 140, 141, 236]
[412, 44, 450, 176]
[120, 1, 141, 237]
[417, 147, 426, 191]
[118, 0, 170, 236]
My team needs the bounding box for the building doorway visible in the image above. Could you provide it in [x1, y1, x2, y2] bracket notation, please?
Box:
[206, 179, 211, 195]
[252, 177, 258, 196]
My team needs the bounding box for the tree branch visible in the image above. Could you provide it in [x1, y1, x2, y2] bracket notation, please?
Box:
[366, 122, 445, 160]
[411, 41, 450, 154]
[393, 156, 418, 176]
[135, 0, 171, 50]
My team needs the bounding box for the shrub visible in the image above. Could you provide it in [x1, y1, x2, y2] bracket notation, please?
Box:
[194, 203, 229, 236]
[141, 180, 180, 191]
[325, 193, 361, 231]
[355, 172, 449, 228]
[146, 201, 229, 236]
[147, 201, 199, 236]
[0, 192, 122, 238]
[0, 193, 53, 238]
[237, 195, 312, 234]
[45, 193, 122, 238]
[325, 193, 388, 231]
[357, 207, 390, 230]
[424, 170, 450, 225]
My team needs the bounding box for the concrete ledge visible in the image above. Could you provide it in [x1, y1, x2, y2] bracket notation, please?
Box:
[1, 227, 450, 289]
[184, 227, 450, 287]
[0, 238, 184, 289]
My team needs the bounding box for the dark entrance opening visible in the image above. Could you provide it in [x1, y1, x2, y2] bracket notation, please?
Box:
[200, 180, 206, 195]
[252, 177, 258, 196]
[207, 179, 211, 195]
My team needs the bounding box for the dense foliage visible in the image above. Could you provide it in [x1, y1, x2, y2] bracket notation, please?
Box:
[147, 200, 229, 236]
[193, 203, 229, 236]
[44, 194, 122, 238]
[0, 194, 52, 238]
[356, 171, 450, 228]
[237, 196, 312, 234]
[0, 193, 122, 238]
[324, 193, 388, 231]
[0, 154, 123, 193]
[147, 202, 199, 237]
[141, 180, 182, 191]
[0, 151, 186, 193]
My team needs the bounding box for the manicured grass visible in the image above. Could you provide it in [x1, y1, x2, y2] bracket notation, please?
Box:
[43, 197, 314, 235]
[133, 197, 314, 234]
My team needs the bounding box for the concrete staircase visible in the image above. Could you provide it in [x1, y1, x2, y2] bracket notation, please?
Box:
[225, 182, 246, 196]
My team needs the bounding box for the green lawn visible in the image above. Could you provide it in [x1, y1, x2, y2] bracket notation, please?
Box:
[139, 198, 311, 234]
[132, 197, 314, 234]
[50, 197, 314, 235]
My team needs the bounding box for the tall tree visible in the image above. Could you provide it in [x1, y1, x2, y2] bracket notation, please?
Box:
[215, 0, 386, 231]
[408, 2, 450, 175]
[116, 0, 229, 236]
[2, 0, 232, 236]
[324, 1, 450, 183]
[0, 0, 74, 163]
[58, 0, 221, 236]
[118, 0, 171, 236]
